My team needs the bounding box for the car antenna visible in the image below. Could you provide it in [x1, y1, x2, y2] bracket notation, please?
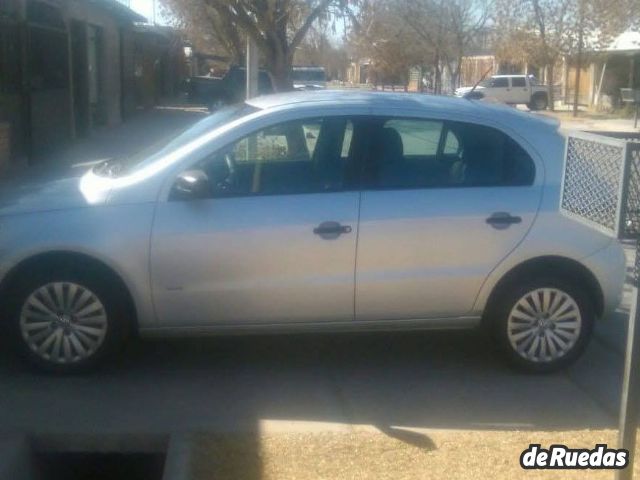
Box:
[467, 67, 493, 99]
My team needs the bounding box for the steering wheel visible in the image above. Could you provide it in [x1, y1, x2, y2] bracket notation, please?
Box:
[217, 151, 239, 192]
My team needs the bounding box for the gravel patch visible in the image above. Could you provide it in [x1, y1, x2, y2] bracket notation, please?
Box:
[190, 428, 638, 479]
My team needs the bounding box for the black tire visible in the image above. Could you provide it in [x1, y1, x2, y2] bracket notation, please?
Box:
[464, 91, 485, 100]
[488, 275, 594, 373]
[5, 265, 130, 374]
[528, 94, 548, 111]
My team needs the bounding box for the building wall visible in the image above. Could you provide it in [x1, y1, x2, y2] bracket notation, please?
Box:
[0, 0, 142, 163]
[61, 0, 124, 127]
[459, 55, 496, 87]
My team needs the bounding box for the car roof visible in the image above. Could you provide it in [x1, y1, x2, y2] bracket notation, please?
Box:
[246, 90, 559, 132]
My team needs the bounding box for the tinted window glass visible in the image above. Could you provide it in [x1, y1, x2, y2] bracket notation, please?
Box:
[511, 77, 526, 87]
[449, 122, 534, 187]
[366, 119, 443, 189]
[341, 120, 354, 158]
[95, 104, 258, 177]
[189, 117, 353, 198]
[384, 119, 442, 156]
[443, 129, 459, 155]
[367, 119, 535, 189]
[491, 77, 509, 88]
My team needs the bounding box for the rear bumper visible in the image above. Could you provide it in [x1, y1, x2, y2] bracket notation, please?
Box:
[582, 239, 628, 318]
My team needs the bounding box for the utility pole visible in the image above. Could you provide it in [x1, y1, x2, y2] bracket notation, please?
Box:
[617, 271, 640, 480]
[246, 37, 259, 99]
[246, 37, 259, 167]
[572, 0, 584, 117]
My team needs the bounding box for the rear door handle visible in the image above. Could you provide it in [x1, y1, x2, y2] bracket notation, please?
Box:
[313, 221, 352, 239]
[486, 212, 522, 229]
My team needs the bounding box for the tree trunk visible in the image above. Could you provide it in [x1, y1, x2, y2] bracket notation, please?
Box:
[267, 51, 294, 92]
[573, 3, 584, 117]
[434, 49, 441, 94]
[573, 45, 583, 117]
[547, 63, 555, 111]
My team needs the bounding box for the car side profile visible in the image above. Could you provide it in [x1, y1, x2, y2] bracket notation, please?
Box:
[455, 75, 549, 111]
[0, 91, 626, 373]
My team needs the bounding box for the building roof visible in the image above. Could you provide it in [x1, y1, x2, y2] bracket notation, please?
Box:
[606, 31, 640, 52]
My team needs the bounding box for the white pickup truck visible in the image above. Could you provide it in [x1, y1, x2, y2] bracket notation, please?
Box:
[455, 75, 549, 110]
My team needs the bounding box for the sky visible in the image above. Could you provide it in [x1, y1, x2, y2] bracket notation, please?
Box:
[117, 0, 171, 25]
[117, 0, 346, 43]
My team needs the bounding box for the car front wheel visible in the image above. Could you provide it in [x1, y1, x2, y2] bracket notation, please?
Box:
[7, 268, 128, 373]
[491, 277, 594, 372]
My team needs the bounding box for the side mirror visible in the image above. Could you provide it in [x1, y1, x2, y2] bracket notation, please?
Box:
[172, 169, 210, 200]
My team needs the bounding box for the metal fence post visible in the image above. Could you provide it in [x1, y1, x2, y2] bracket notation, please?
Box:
[617, 245, 640, 480]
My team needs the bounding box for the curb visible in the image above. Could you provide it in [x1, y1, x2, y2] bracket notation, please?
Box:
[162, 433, 195, 480]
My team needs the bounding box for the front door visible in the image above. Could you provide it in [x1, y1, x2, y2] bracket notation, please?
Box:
[150, 116, 360, 326]
[483, 76, 510, 102]
[355, 116, 542, 321]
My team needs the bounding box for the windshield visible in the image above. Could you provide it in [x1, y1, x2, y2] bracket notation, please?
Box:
[93, 103, 258, 177]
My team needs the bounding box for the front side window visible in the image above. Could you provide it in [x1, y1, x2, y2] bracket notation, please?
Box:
[184, 117, 355, 198]
[366, 118, 535, 190]
[490, 77, 509, 88]
[511, 77, 527, 87]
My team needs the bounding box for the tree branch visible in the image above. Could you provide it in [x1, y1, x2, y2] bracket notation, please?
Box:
[290, 0, 334, 49]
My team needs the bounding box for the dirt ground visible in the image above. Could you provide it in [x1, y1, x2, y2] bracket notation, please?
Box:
[190, 428, 640, 480]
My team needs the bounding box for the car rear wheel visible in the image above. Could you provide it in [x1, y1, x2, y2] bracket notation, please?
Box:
[490, 277, 594, 372]
[7, 268, 128, 373]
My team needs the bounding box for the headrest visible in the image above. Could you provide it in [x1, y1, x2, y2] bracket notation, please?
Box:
[373, 127, 404, 165]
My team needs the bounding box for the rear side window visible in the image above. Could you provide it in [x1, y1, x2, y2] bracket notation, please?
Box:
[384, 119, 442, 156]
[366, 119, 535, 189]
[511, 77, 527, 87]
[449, 122, 535, 187]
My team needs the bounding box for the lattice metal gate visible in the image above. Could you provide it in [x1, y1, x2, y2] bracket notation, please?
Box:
[560, 131, 640, 479]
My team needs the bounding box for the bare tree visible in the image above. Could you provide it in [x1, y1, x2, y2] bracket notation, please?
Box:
[494, 0, 632, 111]
[162, 0, 347, 90]
[390, 0, 490, 93]
[294, 30, 350, 80]
[443, 0, 491, 91]
[349, 0, 423, 88]
[563, 0, 629, 115]
[162, 0, 245, 63]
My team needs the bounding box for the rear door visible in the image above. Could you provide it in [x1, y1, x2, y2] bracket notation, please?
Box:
[509, 76, 530, 104]
[355, 114, 542, 321]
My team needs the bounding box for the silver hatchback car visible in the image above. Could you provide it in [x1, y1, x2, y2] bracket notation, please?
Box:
[0, 91, 626, 373]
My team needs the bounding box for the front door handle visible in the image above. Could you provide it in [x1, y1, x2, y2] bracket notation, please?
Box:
[313, 221, 352, 239]
[486, 212, 522, 229]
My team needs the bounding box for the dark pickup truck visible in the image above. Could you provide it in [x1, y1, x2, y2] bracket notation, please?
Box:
[187, 66, 274, 109]
[188, 66, 328, 109]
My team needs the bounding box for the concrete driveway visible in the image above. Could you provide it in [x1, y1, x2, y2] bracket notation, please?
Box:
[0, 304, 629, 439]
